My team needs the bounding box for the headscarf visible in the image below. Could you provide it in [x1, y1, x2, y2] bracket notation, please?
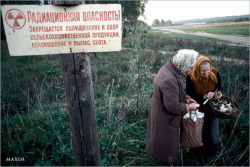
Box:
[172, 49, 199, 73]
[189, 56, 218, 84]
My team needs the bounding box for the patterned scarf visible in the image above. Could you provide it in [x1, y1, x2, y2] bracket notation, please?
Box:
[189, 56, 218, 84]
[172, 49, 199, 73]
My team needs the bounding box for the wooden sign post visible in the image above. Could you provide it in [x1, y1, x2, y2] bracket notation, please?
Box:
[55, 0, 101, 165]
[60, 50, 101, 165]
[1, 0, 122, 165]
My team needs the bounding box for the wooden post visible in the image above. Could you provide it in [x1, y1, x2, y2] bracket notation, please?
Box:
[53, 0, 101, 165]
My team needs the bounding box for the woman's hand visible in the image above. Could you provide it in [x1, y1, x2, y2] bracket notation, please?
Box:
[188, 103, 198, 111]
[204, 92, 215, 100]
[215, 91, 222, 99]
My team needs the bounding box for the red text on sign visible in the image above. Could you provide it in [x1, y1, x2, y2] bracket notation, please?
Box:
[92, 40, 107, 45]
[107, 24, 118, 30]
[27, 11, 80, 23]
[82, 10, 120, 21]
[29, 26, 63, 32]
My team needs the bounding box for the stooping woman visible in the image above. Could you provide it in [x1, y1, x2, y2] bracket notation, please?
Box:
[186, 56, 223, 156]
[146, 49, 199, 166]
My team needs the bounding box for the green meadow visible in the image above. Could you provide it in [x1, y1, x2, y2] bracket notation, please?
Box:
[162, 22, 249, 36]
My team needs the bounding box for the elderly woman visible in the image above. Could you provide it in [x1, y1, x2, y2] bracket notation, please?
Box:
[186, 56, 223, 156]
[146, 49, 199, 165]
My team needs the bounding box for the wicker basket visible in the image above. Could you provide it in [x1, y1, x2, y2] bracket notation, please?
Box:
[208, 93, 239, 119]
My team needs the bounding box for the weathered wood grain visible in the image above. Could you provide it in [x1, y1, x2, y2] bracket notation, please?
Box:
[55, 0, 101, 165]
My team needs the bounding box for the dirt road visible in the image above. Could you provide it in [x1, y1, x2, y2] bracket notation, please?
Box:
[151, 28, 250, 46]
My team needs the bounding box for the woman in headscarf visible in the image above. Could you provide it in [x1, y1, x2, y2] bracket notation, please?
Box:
[186, 56, 223, 156]
[146, 49, 199, 165]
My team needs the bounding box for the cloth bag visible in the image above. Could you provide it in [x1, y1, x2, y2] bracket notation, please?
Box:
[181, 110, 204, 148]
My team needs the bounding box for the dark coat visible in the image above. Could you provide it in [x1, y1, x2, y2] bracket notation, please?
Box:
[146, 61, 187, 163]
[186, 72, 223, 148]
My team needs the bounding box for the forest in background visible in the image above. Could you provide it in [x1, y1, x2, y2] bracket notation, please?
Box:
[173, 14, 249, 24]
[152, 14, 249, 27]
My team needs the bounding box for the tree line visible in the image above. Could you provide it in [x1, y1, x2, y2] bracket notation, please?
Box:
[152, 19, 172, 27]
[207, 17, 249, 23]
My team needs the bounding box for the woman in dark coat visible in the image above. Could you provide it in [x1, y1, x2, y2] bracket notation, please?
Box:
[146, 49, 199, 165]
[186, 56, 223, 156]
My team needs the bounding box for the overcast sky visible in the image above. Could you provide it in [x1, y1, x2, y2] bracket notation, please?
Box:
[140, 0, 249, 25]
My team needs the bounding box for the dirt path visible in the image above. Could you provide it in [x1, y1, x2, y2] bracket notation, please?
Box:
[151, 28, 250, 46]
[123, 48, 248, 65]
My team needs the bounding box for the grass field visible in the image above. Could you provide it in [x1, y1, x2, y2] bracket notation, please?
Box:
[158, 21, 249, 36]
[1, 21, 249, 166]
[148, 32, 226, 42]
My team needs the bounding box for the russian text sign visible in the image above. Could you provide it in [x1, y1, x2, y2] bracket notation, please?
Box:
[1, 4, 122, 56]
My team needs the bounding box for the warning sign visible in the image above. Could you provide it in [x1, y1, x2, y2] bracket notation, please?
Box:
[5, 9, 26, 29]
[1, 5, 122, 56]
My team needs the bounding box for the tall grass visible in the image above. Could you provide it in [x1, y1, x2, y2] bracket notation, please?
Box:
[1, 40, 75, 166]
[148, 32, 226, 42]
[1, 22, 249, 166]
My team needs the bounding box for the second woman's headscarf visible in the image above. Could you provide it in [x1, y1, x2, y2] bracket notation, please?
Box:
[189, 56, 218, 84]
[172, 49, 199, 73]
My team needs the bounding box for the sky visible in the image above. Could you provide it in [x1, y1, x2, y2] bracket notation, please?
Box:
[140, 0, 250, 25]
